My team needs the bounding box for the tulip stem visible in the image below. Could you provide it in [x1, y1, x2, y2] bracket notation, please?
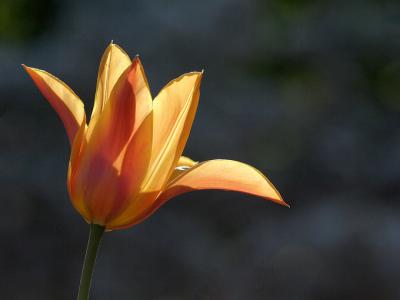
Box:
[77, 224, 105, 300]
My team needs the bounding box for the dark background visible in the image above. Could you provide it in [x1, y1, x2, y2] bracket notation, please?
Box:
[1, 0, 400, 299]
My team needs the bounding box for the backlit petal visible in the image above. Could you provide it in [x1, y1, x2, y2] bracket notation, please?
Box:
[80, 114, 153, 225]
[161, 159, 287, 205]
[72, 57, 153, 224]
[132, 160, 288, 225]
[105, 191, 159, 230]
[169, 156, 198, 182]
[83, 57, 152, 170]
[141, 72, 203, 193]
[88, 43, 131, 137]
[107, 156, 197, 229]
[177, 156, 197, 167]
[23, 65, 85, 145]
[106, 112, 153, 224]
[108, 159, 287, 230]
[67, 116, 90, 221]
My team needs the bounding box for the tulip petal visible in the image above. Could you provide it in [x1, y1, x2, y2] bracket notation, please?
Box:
[84, 56, 152, 168]
[109, 155, 197, 228]
[141, 72, 203, 192]
[177, 156, 197, 167]
[23, 65, 85, 145]
[67, 116, 90, 221]
[169, 156, 198, 182]
[160, 159, 287, 205]
[88, 43, 131, 137]
[107, 111, 153, 223]
[72, 57, 153, 224]
[82, 113, 153, 225]
[109, 159, 287, 230]
[105, 190, 160, 230]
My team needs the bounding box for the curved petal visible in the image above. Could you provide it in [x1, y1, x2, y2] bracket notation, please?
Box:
[67, 116, 90, 221]
[105, 190, 159, 230]
[108, 155, 198, 229]
[108, 159, 287, 230]
[72, 57, 153, 224]
[161, 159, 287, 205]
[105, 112, 153, 224]
[169, 155, 198, 182]
[141, 72, 203, 193]
[80, 113, 153, 225]
[88, 43, 131, 137]
[83, 57, 152, 170]
[177, 156, 197, 167]
[23, 65, 85, 145]
[145, 159, 287, 223]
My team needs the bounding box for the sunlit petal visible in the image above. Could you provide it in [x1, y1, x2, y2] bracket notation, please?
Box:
[109, 159, 286, 230]
[105, 191, 159, 230]
[88, 43, 131, 137]
[72, 57, 153, 224]
[137, 159, 287, 224]
[169, 155, 198, 182]
[67, 116, 90, 221]
[106, 112, 153, 224]
[177, 156, 197, 167]
[162, 159, 286, 205]
[25, 44, 286, 230]
[23, 65, 85, 144]
[107, 156, 197, 229]
[83, 56, 152, 170]
[141, 72, 203, 193]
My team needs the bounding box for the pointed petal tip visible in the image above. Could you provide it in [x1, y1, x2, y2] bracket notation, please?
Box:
[264, 183, 289, 208]
[132, 55, 141, 64]
[22, 65, 45, 75]
[21, 64, 30, 73]
[108, 42, 118, 49]
[280, 199, 290, 208]
[22, 65, 44, 77]
[263, 191, 289, 208]
[106, 42, 130, 58]
[22, 64, 39, 77]
[196, 70, 204, 82]
[185, 70, 204, 82]
[21, 64, 31, 71]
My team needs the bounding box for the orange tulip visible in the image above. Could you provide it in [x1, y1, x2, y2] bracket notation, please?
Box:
[23, 43, 287, 230]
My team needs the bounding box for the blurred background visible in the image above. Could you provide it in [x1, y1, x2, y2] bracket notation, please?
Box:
[1, 0, 400, 299]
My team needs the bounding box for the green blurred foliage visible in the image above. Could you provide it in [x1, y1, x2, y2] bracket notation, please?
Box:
[0, 0, 57, 42]
[376, 61, 400, 110]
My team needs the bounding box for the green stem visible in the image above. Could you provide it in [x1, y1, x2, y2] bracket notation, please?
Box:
[77, 224, 105, 300]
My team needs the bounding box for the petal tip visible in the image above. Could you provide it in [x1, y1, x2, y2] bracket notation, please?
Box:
[282, 200, 290, 208]
[22, 64, 32, 72]
[265, 193, 289, 208]
[132, 55, 141, 65]
[106, 42, 130, 59]
[267, 187, 289, 208]
[22, 64, 39, 78]
[22, 64, 30, 73]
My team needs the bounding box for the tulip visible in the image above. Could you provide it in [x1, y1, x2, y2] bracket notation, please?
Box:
[23, 43, 287, 300]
